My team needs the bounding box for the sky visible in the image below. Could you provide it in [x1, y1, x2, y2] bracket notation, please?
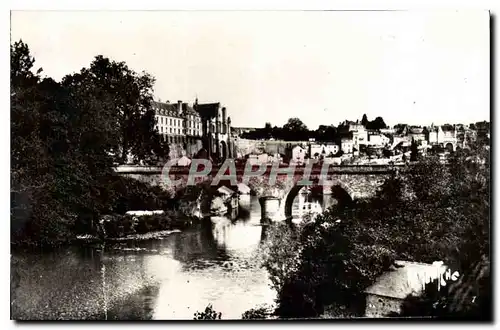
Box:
[11, 10, 490, 129]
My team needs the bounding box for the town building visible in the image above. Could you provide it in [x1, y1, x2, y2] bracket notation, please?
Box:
[194, 99, 233, 160]
[427, 124, 457, 151]
[341, 134, 355, 154]
[153, 100, 202, 144]
[153, 98, 234, 160]
[338, 120, 368, 150]
[366, 130, 391, 147]
[407, 127, 426, 143]
[309, 143, 340, 158]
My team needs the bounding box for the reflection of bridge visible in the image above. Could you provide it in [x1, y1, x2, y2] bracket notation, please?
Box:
[116, 164, 406, 222]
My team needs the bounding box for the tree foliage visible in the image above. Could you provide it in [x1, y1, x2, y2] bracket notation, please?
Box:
[365, 116, 387, 130]
[193, 304, 222, 320]
[262, 142, 489, 318]
[11, 40, 168, 246]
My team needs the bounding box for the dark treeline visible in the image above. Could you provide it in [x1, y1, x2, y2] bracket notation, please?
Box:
[240, 116, 387, 141]
[11, 40, 172, 246]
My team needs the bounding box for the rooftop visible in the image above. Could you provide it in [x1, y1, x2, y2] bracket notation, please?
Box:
[153, 100, 198, 118]
[364, 260, 448, 300]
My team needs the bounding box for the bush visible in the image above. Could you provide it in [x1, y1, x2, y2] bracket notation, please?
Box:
[262, 145, 489, 318]
[241, 306, 273, 319]
[193, 304, 222, 320]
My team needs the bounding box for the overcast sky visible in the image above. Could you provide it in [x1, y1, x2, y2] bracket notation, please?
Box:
[11, 10, 489, 129]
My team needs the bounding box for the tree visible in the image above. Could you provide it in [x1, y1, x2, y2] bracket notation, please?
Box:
[242, 306, 273, 319]
[283, 118, 309, 141]
[11, 40, 171, 246]
[193, 304, 222, 320]
[129, 109, 169, 164]
[410, 138, 418, 162]
[315, 125, 337, 142]
[361, 114, 368, 127]
[62, 55, 159, 163]
[366, 116, 387, 130]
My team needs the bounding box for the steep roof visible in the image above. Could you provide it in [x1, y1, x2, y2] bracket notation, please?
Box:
[365, 260, 447, 300]
[153, 101, 199, 118]
[195, 102, 220, 119]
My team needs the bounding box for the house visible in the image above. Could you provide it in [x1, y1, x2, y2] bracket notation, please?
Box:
[364, 260, 449, 317]
[367, 130, 391, 147]
[309, 143, 340, 158]
[290, 145, 307, 164]
[408, 127, 426, 143]
[428, 124, 457, 149]
[338, 120, 368, 148]
[341, 134, 354, 154]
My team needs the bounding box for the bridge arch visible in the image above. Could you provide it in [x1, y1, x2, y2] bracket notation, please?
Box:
[220, 140, 228, 161]
[283, 180, 353, 219]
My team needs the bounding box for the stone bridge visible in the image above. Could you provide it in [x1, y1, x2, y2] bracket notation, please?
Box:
[116, 163, 407, 222]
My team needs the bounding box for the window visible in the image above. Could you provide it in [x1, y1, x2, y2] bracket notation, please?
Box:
[169, 118, 172, 125]
[170, 128, 172, 133]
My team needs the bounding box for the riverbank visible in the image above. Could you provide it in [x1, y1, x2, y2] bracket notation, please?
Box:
[11, 213, 200, 250]
[76, 229, 183, 243]
[11, 195, 279, 320]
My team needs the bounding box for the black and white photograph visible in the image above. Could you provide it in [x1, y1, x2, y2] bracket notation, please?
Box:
[9, 9, 491, 321]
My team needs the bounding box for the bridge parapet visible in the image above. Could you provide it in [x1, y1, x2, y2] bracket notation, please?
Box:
[115, 163, 410, 175]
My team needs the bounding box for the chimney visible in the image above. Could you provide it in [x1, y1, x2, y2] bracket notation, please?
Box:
[177, 100, 182, 114]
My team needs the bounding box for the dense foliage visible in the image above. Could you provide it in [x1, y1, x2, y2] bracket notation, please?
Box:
[262, 141, 489, 318]
[241, 305, 274, 319]
[193, 304, 222, 320]
[11, 40, 168, 246]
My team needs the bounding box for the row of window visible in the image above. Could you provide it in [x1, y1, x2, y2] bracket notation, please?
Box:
[156, 126, 202, 135]
[161, 134, 201, 144]
[157, 116, 202, 129]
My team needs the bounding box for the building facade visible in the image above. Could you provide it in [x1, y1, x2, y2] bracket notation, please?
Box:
[153, 100, 203, 145]
[153, 98, 234, 160]
[427, 124, 457, 150]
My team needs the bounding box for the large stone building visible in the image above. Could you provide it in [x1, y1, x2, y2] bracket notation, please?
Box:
[153, 98, 234, 160]
[152, 100, 202, 144]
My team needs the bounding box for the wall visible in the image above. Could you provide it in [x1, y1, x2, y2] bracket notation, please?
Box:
[365, 294, 403, 317]
[167, 140, 203, 159]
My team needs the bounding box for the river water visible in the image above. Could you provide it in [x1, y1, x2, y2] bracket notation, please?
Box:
[11, 193, 334, 320]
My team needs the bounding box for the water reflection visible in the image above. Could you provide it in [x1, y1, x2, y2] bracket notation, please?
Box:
[11, 193, 334, 320]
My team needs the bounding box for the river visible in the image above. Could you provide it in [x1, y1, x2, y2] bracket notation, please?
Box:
[11, 193, 334, 320]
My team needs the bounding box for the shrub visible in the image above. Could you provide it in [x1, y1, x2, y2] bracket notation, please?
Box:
[193, 304, 222, 320]
[241, 306, 273, 319]
[262, 145, 489, 318]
